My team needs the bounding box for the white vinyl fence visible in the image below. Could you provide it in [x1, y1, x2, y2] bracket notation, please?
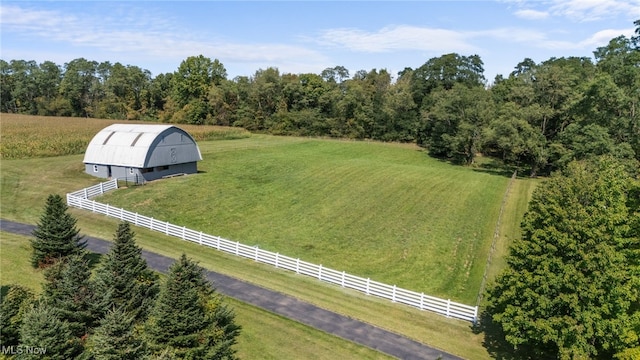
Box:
[67, 179, 478, 323]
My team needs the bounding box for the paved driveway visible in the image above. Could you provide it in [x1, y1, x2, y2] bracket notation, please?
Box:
[1, 219, 463, 360]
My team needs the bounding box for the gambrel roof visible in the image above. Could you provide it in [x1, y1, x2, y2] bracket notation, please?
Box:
[83, 124, 202, 168]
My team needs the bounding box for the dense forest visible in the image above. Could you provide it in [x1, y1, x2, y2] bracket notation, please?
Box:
[2, 21, 639, 175]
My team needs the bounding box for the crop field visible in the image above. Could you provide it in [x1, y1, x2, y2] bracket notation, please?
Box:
[0, 113, 251, 159]
[0, 114, 537, 359]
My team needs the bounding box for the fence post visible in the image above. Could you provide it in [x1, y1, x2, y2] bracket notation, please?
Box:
[67, 181, 479, 323]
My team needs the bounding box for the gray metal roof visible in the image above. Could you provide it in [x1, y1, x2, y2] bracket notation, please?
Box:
[83, 124, 202, 168]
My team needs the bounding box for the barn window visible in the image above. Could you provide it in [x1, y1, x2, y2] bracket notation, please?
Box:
[93, 165, 99, 173]
[141, 168, 154, 173]
[156, 165, 169, 171]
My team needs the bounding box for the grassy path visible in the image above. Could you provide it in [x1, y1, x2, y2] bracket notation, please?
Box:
[481, 176, 540, 289]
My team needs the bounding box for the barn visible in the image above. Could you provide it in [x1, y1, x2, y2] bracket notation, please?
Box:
[83, 124, 202, 184]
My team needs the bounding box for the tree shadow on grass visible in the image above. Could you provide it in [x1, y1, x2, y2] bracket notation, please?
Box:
[419, 149, 519, 178]
[1, 284, 11, 300]
[474, 309, 554, 360]
[470, 158, 518, 178]
[473, 310, 520, 360]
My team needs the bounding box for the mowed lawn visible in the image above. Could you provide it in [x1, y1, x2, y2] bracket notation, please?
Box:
[100, 137, 509, 303]
[0, 115, 525, 359]
[0, 232, 392, 360]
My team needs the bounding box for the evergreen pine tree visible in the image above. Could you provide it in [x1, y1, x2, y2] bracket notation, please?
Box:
[87, 307, 146, 360]
[0, 285, 35, 346]
[18, 302, 83, 360]
[41, 253, 98, 338]
[145, 254, 241, 359]
[92, 222, 158, 322]
[200, 294, 243, 360]
[31, 194, 86, 268]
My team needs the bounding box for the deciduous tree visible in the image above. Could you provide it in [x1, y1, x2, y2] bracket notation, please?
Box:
[487, 157, 640, 359]
[420, 83, 494, 164]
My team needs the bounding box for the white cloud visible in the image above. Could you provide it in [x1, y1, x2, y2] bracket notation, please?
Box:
[0, 4, 329, 74]
[550, 0, 640, 21]
[315, 25, 478, 54]
[476, 27, 548, 43]
[0, 5, 67, 30]
[474, 25, 635, 51]
[578, 27, 637, 47]
[508, 0, 640, 21]
[514, 9, 550, 20]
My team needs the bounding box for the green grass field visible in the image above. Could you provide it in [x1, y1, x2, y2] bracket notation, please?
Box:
[0, 115, 538, 359]
[0, 231, 392, 360]
[101, 137, 509, 303]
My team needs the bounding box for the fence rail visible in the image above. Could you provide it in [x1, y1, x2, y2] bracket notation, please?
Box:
[67, 179, 478, 322]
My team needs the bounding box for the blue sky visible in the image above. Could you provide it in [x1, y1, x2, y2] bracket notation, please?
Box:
[1, 1, 638, 82]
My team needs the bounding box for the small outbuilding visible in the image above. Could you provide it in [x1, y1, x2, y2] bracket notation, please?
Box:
[83, 124, 202, 184]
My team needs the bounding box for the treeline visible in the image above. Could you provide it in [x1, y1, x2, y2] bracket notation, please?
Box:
[2, 20, 639, 175]
[0, 195, 241, 359]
